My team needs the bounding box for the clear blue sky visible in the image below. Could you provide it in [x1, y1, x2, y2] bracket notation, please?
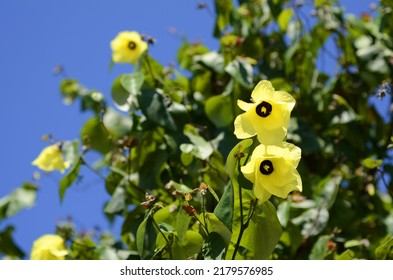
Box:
[0, 0, 376, 257]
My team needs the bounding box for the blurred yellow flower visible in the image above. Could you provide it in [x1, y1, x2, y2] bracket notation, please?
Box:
[30, 234, 68, 260]
[110, 31, 148, 64]
[32, 145, 71, 173]
[241, 142, 302, 203]
[234, 80, 295, 144]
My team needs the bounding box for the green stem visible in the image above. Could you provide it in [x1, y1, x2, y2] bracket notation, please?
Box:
[231, 176, 244, 260]
[193, 213, 209, 236]
[151, 217, 172, 259]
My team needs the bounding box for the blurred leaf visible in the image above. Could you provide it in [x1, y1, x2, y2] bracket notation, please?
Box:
[361, 157, 383, 169]
[138, 148, 167, 189]
[375, 235, 393, 260]
[313, 174, 342, 209]
[214, 0, 234, 37]
[225, 58, 254, 88]
[104, 184, 126, 214]
[0, 182, 37, 220]
[177, 41, 209, 69]
[60, 79, 87, 105]
[278, 9, 293, 31]
[61, 140, 79, 165]
[80, 117, 112, 154]
[103, 108, 132, 138]
[309, 235, 332, 260]
[70, 237, 99, 260]
[194, 52, 225, 73]
[111, 75, 130, 112]
[334, 249, 355, 260]
[292, 207, 329, 237]
[111, 72, 144, 112]
[205, 94, 235, 128]
[59, 157, 82, 202]
[0, 226, 25, 258]
[183, 124, 214, 160]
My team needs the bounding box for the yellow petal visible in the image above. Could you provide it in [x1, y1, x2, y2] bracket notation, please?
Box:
[32, 145, 70, 173]
[251, 80, 274, 102]
[274, 91, 296, 110]
[30, 234, 67, 260]
[240, 159, 257, 183]
[237, 99, 254, 111]
[234, 113, 256, 139]
[241, 143, 302, 201]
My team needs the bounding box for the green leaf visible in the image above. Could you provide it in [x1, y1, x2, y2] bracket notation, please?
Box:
[103, 108, 132, 138]
[193, 52, 225, 73]
[334, 249, 355, 260]
[0, 182, 37, 220]
[309, 235, 332, 260]
[292, 207, 329, 237]
[0, 226, 25, 258]
[375, 235, 393, 260]
[205, 212, 232, 246]
[225, 138, 254, 182]
[111, 72, 144, 112]
[205, 94, 235, 127]
[104, 184, 126, 214]
[313, 174, 342, 209]
[105, 171, 123, 196]
[214, 0, 234, 37]
[278, 9, 293, 31]
[176, 205, 191, 245]
[228, 200, 283, 259]
[70, 237, 99, 260]
[80, 117, 112, 154]
[224, 58, 254, 88]
[361, 157, 383, 169]
[183, 124, 214, 160]
[172, 231, 204, 259]
[138, 148, 168, 189]
[201, 232, 226, 260]
[59, 157, 82, 202]
[61, 140, 79, 165]
[136, 218, 149, 258]
[214, 182, 233, 231]
[60, 79, 86, 105]
[138, 89, 177, 131]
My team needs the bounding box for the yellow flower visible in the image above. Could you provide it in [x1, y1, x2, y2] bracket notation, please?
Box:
[234, 80, 296, 144]
[32, 145, 71, 173]
[110, 31, 148, 64]
[241, 142, 302, 203]
[30, 234, 68, 260]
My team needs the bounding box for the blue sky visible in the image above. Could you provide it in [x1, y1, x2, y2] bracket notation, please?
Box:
[0, 0, 376, 257]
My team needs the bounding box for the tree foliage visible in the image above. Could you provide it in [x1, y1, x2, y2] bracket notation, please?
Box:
[1, 0, 393, 260]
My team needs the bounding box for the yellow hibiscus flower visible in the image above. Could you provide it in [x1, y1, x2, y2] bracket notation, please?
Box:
[30, 234, 68, 260]
[110, 31, 148, 64]
[234, 80, 296, 144]
[32, 144, 71, 173]
[241, 142, 302, 203]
